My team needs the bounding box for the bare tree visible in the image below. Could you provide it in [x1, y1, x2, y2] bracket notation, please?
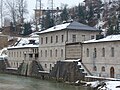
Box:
[0, 0, 3, 28]
[5, 0, 28, 31]
[16, 0, 28, 24]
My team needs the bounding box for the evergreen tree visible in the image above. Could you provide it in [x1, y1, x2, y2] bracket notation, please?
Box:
[60, 6, 69, 22]
[107, 19, 114, 35]
[22, 22, 32, 36]
[114, 14, 120, 34]
[88, 4, 94, 21]
[77, 4, 86, 23]
[44, 10, 55, 29]
[41, 16, 45, 30]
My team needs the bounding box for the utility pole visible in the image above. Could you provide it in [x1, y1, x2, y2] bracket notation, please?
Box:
[39, 0, 41, 24]
[51, 0, 53, 19]
[0, 0, 3, 28]
[35, 0, 38, 31]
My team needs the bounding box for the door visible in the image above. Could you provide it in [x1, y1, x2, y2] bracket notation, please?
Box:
[110, 67, 114, 78]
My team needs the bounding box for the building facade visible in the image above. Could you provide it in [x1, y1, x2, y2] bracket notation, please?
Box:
[82, 35, 120, 78]
[38, 21, 100, 72]
[7, 38, 39, 68]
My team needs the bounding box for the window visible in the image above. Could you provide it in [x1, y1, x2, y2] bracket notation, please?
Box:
[41, 50, 42, 57]
[51, 36, 53, 43]
[12, 52, 13, 57]
[41, 37, 43, 44]
[82, 35, 85, 41]
[45, 50, 47, 57]
[102, 48, 105, 57]
[101, 66, 105, 72]
[20, 52, 21, 57]
[9, 52, 10, 57]
[45, 37, 48, 44]
[87, 48, 89, 57]
[91, 35, 94, 39]
[111, 47, 114, 57]
[56, 35, 58, 43]
[72, 35, 76, 42]
[14, 52, 16, 57]
[93, 66, 97, 71]
[29, 54, 33, 58]
[50, 64, 52, 70]
[61, 35, 64, 42]
[50, 50, 52, 57]
[45, 64, 47, 68]
[17, 52, 18, 57]
[35, 54, 38, 58]
[55, 49, 57, 57]
[93, 48, 97, 58]
[61, 49, 63, 57]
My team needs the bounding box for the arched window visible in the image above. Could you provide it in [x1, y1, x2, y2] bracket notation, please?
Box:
[102, 48, 105, 57]
[101, 66, 105, 72]
[45, 64, 47, 68]
[41, 37, 43, 44]
[61, 49, 63, 57]
[45, 37, 48, 44]
[93, 48, 97, 58]
[40, 50, 42, 57]
[93, 66, 97, 71]
[56, 36, 58, 43]
[51, 36, 53, 43]
[111, 47, 114, 57]
[55, 49, 57, 57]
[50, 50, 52, 57]
[50, 64, 52, 70]
[45, 50, 47, 57]
[61, 35, 64, 42]
[87, 48, 89, 57]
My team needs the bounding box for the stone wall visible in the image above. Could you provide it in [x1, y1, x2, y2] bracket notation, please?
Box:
[50, 61, 86, 83]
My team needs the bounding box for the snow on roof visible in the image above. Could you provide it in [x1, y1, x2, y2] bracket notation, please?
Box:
[38, 23, 70, 34]
[8, 37, 39, 50]
[29, 32, 39, 38]
[84, 35, 120, 44]
[37, 21, 99, 34]
[8, 44, 39, 50]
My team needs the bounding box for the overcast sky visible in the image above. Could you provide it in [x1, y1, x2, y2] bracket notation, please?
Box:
[0, 0, 84, 27]
[27, 0, 84, 16]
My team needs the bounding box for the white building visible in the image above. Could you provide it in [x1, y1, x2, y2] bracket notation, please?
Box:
[82, 35, 120, 78]
[37, 21, 100, 72]
[7, 38, 39, 68]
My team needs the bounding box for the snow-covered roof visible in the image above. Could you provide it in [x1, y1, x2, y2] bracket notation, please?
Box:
[7, 44, 39, 50]
[8, 37, 39, 50]
[84, 35, 120, 44]
[37, 21, 99, 34]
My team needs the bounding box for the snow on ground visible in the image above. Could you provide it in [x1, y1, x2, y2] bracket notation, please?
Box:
[99, 81, 120, 90]
[84, 80, 120, 90]
[106, 81, 120, 90]
[85, 81, 99, 88]
[0, 48, 8, 56]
